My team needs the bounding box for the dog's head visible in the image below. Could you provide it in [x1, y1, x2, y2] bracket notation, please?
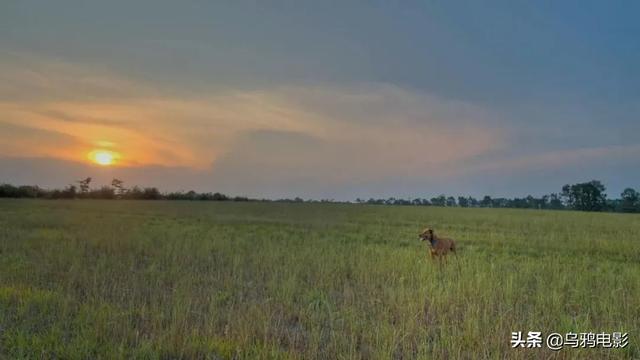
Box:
[419, 227, 434, 241]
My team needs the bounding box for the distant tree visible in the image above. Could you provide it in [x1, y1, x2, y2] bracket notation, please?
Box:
[77, 177, 92, 195]
[212, 192, 229, 201]
[4, 177, 638, 214]
[125, 186, 144, 199]
[540, 195, 550, 209]
[179, 190, 194, 200]
[91, 186, 115, 199]
[468, 197, 479, 207]
[111, 178, 125, 197]
[548, 193, 564, 210]
[492, 197, 508, 208]
[620, 188, 640, 213]
[15, 185, 43, 198]
[525, 195, 536, 209]
[561, 180, 607, 211]
[561, 184, 574, 207]
[0, 184, 18, 197]
[606, 198, 622, 212]
[431, 195, 446, 207]
[446, 196, 457, 207]
[0, 184, 43, 198]
[143, 187, 161, 200]
[481, 195, 492, 207]
[510, 197, 525, 208]
[62, 185, 77, 199]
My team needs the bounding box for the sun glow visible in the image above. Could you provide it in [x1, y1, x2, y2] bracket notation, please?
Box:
[88, 150, 119, 166]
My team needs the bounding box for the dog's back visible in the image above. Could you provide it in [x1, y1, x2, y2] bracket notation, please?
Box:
[420, 227, 456, 258]
[431, 236, 455, 256]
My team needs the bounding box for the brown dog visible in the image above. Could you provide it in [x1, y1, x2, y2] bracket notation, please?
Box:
[419, 227, 457, 260]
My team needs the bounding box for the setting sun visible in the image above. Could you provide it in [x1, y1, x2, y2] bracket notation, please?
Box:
[88, 150, 119, 166]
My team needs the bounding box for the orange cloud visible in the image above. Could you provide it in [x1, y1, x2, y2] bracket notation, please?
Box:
[1, 54, 505, 180]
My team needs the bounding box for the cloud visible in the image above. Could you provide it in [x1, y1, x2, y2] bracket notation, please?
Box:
[5, 54, 638, 199]
[0, 51, 158, 102]
[12, 54, 636, 198]
[28, 109, 134, 127]
[0, 121, 88, 160]
[461, 143, 640, 176]
[1, 54, 505, 176]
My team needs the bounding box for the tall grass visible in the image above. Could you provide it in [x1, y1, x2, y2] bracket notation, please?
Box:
[1, 200, 638, 359]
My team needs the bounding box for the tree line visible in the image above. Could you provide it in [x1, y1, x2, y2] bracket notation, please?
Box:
[357, 180, 640, 213]
[1, 178, 639, 213]
[0, 178, 248, 202]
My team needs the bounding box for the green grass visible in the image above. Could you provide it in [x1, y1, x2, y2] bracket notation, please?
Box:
[0, 199, 639, 359]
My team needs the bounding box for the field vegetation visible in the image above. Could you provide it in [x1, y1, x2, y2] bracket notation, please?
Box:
[1, 200, 638, 359]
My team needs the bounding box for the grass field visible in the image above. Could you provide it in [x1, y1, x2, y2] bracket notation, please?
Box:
[0, 199, 639, 359]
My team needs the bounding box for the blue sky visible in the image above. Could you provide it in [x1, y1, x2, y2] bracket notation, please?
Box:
[1, 1, 639, 199]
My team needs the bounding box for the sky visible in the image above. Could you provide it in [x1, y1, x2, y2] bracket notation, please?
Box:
[1, 1, 639, 200]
